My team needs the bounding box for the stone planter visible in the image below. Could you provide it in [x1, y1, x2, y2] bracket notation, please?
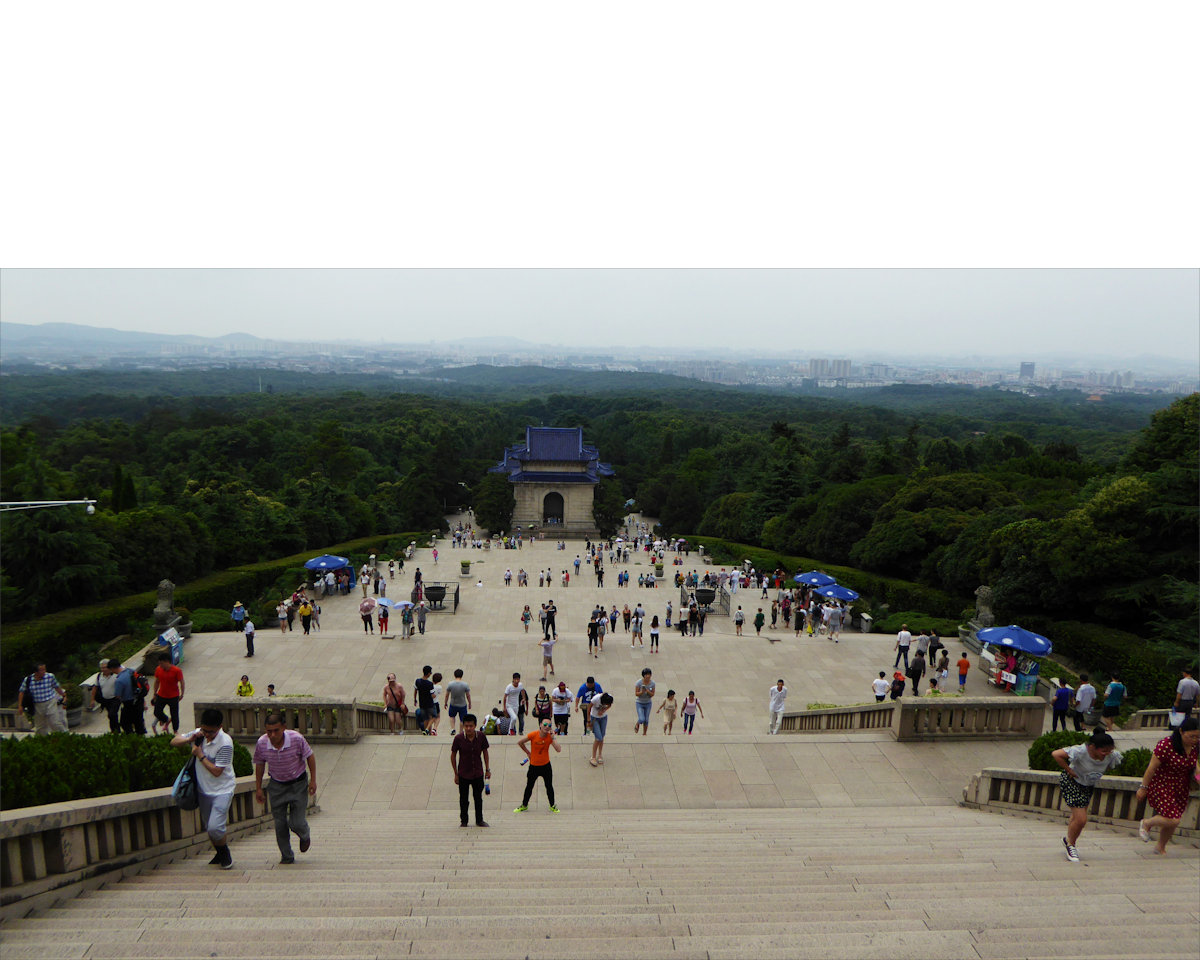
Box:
[460, 561, 471, 576]
[66, 706, 84, 728]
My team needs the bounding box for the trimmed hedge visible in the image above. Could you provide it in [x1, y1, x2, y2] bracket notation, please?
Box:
[0, 732, 253, 810]
[1028, 730, 1090, 770]
[1, 532, 427, 701]
[873, 612, 961, 637]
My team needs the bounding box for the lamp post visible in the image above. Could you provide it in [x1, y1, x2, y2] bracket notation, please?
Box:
[0, 499, 97, 514]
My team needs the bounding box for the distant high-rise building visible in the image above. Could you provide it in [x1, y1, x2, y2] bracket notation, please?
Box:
[808, 358, 829, 377]
[1019, 362, 1035, 380]
[830, 359, 851, 378]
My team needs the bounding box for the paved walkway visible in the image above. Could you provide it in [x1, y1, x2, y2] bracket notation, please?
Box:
[74, 519, 1161, 814]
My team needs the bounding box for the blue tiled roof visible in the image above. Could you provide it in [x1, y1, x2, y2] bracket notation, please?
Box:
[523, 427, 587, 461]
[508, 470, 600, 484]
[489, 425, 616, 482]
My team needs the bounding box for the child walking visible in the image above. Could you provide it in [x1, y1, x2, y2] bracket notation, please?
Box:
[657, 689, 678, 733]
[680, 691, 704, 735]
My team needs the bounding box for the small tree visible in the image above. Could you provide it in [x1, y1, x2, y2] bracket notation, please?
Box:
[472, 473, 515, 535]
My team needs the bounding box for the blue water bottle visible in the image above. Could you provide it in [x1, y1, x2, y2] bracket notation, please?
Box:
[484, 774, 491, 795]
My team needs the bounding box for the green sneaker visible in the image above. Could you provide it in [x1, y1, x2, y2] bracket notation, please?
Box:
[513, 805, 528, 813]
[548, 805, 560, 813]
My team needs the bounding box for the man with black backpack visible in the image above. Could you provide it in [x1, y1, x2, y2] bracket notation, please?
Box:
[109, 659, 148, 734]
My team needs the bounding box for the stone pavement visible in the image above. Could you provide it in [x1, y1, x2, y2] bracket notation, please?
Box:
[74, 519, 1162, 814]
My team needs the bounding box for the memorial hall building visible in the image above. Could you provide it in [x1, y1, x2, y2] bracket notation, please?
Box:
[490, 426, 614, 537]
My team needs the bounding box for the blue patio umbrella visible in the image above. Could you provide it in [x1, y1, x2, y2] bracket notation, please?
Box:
[375, 598, 397, 608]
[815, 583, 860, 602]
[976, 625, 1052, 657]
[794, 571, 837, 587]
[305, 554, 349, 571]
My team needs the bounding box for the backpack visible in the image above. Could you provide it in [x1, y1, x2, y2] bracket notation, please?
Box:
[131, 670, 150, 699]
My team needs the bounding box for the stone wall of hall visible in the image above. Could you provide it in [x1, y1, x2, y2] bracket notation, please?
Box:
[512, 482, 597, 537]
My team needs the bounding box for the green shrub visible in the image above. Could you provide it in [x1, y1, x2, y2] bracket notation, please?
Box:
[1028, 730, 1089, 771]
[61, 682, 85, 710]
[190, 608, 235, 632]
[873, 611, 961, 636]
[0, 733, 252, 810]
[1114, 747, 1152, 778]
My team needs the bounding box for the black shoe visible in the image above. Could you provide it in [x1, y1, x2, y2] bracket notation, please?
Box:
[219, 848, 233, 870]
[460, 822, 469, 827]
[477, 821, 490, 828]
[280, 856, 295, 864]
[209, 852, 222, 865]
[299, 836, 311, 853]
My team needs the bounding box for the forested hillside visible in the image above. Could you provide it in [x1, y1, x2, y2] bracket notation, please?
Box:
[1, 371, 1194, 659]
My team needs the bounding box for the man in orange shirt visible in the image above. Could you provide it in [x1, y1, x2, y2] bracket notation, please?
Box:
[957, 652, 971, 692]
[513, 718, 561, 813]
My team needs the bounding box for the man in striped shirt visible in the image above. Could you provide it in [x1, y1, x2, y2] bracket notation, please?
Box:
[17, 663, 67, 735]
[172, 708, 238, 869]
[253, 711, 316, 864]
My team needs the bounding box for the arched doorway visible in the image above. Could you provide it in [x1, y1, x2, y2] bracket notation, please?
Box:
[543, 491, 564, 525]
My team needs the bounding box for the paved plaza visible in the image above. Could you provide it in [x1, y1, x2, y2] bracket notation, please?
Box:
[74, 519, 1161, 814]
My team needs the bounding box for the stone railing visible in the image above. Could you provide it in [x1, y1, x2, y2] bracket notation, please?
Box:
[1125, 709, 1173, 730]
[192, 699, 358, 743]
[355, 701, 422, 734]
[0, 709, 21, 731]
[192, 699, 427, 741]
[778, 702, 896, 733]
[0, 776, 315, 919]
[779, 697, 1045, 741]
[963, 767, 1200, 841]
[895, 697, 1044, 741]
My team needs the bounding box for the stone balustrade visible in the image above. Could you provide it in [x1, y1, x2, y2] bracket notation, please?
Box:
[1125, 709, 1173, 730]
[778, 702, 896, 733]
[780, 697, 1046, 741]
[191, 699, 357, 743]
[191, 699, 430, 741]
[0, 776, 294, 919]
[963, 767, 1200, 840]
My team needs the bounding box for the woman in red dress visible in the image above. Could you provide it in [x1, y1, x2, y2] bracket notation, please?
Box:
[1136, 717, 1199, 855]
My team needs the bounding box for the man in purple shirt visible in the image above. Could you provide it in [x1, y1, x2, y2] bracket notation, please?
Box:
[253, 711, 317, 864]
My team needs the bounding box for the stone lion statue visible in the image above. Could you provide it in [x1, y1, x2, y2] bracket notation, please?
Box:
[153, 579, 176, 626]
[974, 584, 995, 628]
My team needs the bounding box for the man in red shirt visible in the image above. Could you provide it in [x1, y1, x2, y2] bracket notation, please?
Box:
[514, 718, 561, 813]
[151, 654, 185, 735]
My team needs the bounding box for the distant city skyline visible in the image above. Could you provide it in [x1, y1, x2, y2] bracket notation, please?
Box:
[1, 269, 1196, 369]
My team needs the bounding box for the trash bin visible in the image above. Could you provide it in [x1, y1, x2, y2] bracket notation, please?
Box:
[859, 612, 873, 634]
[1014, 674, 1039, 696]
[156, 627, 184, 665]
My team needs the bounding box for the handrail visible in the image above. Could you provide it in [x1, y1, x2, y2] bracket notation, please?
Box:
[963, 767, 1199, 839]
[0, 776, 313, 919]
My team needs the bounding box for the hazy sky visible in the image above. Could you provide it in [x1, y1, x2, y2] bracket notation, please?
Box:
[1, 269, 1197, 363]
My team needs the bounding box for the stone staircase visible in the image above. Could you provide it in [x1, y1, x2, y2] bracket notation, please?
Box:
[3, 805, 1197, 960]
